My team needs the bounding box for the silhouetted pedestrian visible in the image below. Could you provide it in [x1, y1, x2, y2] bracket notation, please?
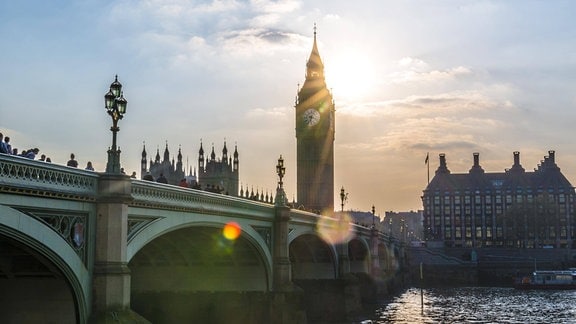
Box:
[178, 178, 188, 188]
[157, 173, 167, 184]
[0, 133, 8, 154]
[4, 136, 12, 154]
[67, 153, 78, 167]
[25, 148, 39, 159]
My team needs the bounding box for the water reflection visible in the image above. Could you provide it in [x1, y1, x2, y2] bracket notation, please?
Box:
[375, 287, 576, 323]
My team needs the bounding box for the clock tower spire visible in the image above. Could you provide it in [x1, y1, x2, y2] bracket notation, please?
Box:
[295, 25, 335, 214]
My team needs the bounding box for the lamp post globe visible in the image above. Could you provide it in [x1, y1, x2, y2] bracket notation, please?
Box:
[104, 75, 128, 174]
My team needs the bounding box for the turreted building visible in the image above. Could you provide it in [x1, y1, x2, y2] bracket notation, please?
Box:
[422, 151, 576, 249]
[197, 141, 239, 195]
[140, 141, 239, 196]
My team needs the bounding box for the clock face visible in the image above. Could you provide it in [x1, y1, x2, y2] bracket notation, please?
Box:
[303, 108, 320, 126]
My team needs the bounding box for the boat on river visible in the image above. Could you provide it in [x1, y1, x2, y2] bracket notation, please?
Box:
[514, 269, 576, 290]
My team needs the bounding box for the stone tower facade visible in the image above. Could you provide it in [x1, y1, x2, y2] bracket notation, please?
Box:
[295, 28, 335, 214]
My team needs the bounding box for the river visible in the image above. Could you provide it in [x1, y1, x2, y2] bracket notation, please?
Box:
[366, 287, 576, 323]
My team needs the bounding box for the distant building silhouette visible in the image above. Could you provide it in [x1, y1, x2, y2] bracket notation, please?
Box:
[422, 151, 575, 249]
[140, 141, 239, 196]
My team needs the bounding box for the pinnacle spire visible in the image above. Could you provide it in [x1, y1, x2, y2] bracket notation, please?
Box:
[306, 23, 324, 80]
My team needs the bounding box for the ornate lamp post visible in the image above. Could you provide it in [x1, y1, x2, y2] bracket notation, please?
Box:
[371, 205, 376, 229]
[275, 155, 286, 206]
[340, 187, 348, 212]
[276, 155, 286, 188]
[104, 75, 128, 174]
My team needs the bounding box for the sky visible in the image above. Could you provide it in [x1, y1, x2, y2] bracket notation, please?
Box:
[1, 0, 576, 216]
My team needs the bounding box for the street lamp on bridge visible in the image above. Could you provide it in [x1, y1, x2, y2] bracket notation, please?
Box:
[340, 187, 348, 212]
[275, 155, 286, 206]
[371, 205, 376, 229]
[276, 155, 285, 188]
[104, 75, 128, 174]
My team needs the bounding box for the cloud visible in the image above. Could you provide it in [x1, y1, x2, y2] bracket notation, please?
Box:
[390, 65, 473, 84]
[251, 0, 301, 14]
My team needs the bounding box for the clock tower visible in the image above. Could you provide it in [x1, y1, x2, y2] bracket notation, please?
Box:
[295, 27, 335, 214]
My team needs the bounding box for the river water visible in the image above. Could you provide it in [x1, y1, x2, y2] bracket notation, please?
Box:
[367, 287, 576, 323]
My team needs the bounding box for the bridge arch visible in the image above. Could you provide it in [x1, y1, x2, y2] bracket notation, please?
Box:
[127, 211, 272, 269]
[348, 237, 371, 273]
[289, 231, 337, 279]
[0, 205, 89, 323]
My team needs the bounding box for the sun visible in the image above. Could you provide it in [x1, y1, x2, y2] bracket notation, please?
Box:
[325, 50, 378, 100]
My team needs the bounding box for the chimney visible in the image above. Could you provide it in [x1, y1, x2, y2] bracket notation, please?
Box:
[548, 150, 555, 163]
[436, 153, 450, 174]
[469, 152, 484, 174]
[509, 151, 525, 173]
[513, 151, 520, 166]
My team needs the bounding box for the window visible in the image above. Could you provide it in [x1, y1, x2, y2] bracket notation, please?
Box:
[445, 226, 452, 239]
[455, 227, 462, 239]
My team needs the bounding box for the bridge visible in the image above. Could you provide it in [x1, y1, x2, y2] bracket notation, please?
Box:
[0, 154, 404, 323]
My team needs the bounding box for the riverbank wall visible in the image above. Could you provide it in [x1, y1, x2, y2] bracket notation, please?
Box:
[408, 247, 576, 287]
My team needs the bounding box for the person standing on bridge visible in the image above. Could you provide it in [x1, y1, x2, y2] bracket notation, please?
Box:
[25, 148, 39, 159]
[67, 153, 78, 167]
[0, 133, 9, 154]
[143, 172, 154, 181]
[157, 173, 168, 184]
[4, 136, 12, 155]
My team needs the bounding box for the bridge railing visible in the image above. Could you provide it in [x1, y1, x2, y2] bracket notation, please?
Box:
[0, 154, 99, 200]
[130, 179, 275, 219]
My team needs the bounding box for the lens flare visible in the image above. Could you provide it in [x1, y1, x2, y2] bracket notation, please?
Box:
[316, 212, 355, 245]
[223, 222, 241, 240]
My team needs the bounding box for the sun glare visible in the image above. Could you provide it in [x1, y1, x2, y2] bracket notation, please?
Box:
[316, 212, 355, 245]
[326, 51, 378, 100]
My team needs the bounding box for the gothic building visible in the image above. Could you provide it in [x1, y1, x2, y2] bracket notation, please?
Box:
[140, 141, 239, 196]
[197, 141, 239, 196]
[422, 151, 576, 249]
[140, 143, 187, 185]
[295, 27, 336, 214]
